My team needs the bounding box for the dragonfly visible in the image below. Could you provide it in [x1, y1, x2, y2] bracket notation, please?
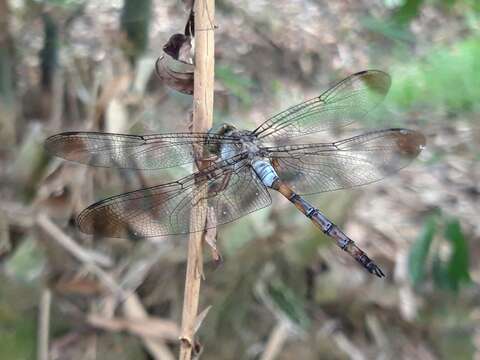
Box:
[45, 70, 425, 278]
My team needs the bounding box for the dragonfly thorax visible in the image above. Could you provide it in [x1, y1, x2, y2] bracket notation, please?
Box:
[217, 127, 278, 187]
[219, 128, 264, 160]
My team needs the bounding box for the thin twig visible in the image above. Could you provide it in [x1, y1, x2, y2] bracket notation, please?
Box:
[88, 314, 179, 341]
[35, 213, 120, 294]
[122, 294, 176, 360]
[260, 321, 290, 360]
[36, 213, 175, 359]
[179, 0, 215, 359]
[37, 288, 52, 360]
[333, 332, 366, 360]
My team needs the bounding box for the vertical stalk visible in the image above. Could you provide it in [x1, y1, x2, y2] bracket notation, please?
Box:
[37, 288, 51, 360]
[179, 0, 215, 359]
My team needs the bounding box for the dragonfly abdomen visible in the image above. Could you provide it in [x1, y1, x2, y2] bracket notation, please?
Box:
[252, 159, 279, 188]
[272, 180, 385, 278]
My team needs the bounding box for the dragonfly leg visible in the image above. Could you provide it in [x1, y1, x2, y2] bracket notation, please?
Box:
[208, 169, 233, 195]
[193, 169, 234, 206]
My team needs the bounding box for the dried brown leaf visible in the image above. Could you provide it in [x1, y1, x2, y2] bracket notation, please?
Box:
[184, 7, 195, 37]
[54, 276, 105, 296]
[163, 34, 193, 65]
[34, 163, 75, 219]
[155, 55, 193, 95]
[193, 305, 212, 335]
[203, 207, 222, 265]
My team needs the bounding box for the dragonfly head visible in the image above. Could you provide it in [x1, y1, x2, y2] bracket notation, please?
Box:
[208, 123, 237, 136]
[206, 123, 237, 155]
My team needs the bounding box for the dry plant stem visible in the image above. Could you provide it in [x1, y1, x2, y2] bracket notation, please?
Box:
[37, 288, 52, 360]
[259, 321, 290, 360]
[36, 213, 122, 295]
[179, 0, 215, 359]
[122, 295, 176, 360]
[333, 332, 366, 360]
[36, 214, 174, 359]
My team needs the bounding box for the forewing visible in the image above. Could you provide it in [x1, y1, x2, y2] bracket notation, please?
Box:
[266, 129, 425, 195]
[45, 132, 241, 169]
[76, 156, 271, 238]
[253, 70, 391, 140]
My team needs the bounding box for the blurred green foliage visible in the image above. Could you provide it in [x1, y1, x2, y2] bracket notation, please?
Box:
[40, 13, 58, 90]
[391, 0, 424, 25]
[436, 218, 471, 291]
[121, 0, 152, 64]
[216, 65, 256, 107]
[0, 314, 36, 360]
[409, 213, 471, 292]
[0, 49, 14, 100]
[388, 37, 480, 113]
[0, 240, 45, 358]
[37, 0, 85, 6]
[258, 275, 310, 330]
[5, 239, 46, 283]
[408, 214, 436, 286]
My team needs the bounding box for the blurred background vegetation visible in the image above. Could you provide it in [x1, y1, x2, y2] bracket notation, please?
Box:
[0, 0, 479, 359]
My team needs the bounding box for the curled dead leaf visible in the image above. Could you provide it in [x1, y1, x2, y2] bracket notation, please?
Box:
[184, 7, 195, 38]
[203, 207, 222, 266]
[163, 33, 193, 65]
[155, 55, 193, 95]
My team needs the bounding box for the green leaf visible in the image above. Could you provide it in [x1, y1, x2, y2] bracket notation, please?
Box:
[432, 253, 450, 290]
[121, 0, 152, 62]
[5, 238, 45, 283]
[388, 37, 480, 113]
[216, 66, 255, 106]
[445, 218, 471, 290]
[408, 215, 436, 286]
[361, 17, 414, 42]
[266, 279, 310, 329]
[393, 0, 424, 25]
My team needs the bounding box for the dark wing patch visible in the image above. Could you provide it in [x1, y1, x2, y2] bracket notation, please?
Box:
[76, 155, 272, 238]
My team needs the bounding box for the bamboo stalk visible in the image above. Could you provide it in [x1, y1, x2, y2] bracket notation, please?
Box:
[179, 1, 215, 359]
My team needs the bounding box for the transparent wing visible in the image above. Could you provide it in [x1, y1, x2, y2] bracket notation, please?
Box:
[76, 155, 271, 238]
[253, 70, 391, 140]
[265, 129, 425, 195]
[45, 131, 242, 169]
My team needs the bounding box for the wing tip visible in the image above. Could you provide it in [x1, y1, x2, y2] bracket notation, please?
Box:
[77, 205, 129, 239]
[393, 128, 426, 158]
[44, 132, 89, 162]
[357, 69, 391, 95]
[44, 133, 64, 155]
